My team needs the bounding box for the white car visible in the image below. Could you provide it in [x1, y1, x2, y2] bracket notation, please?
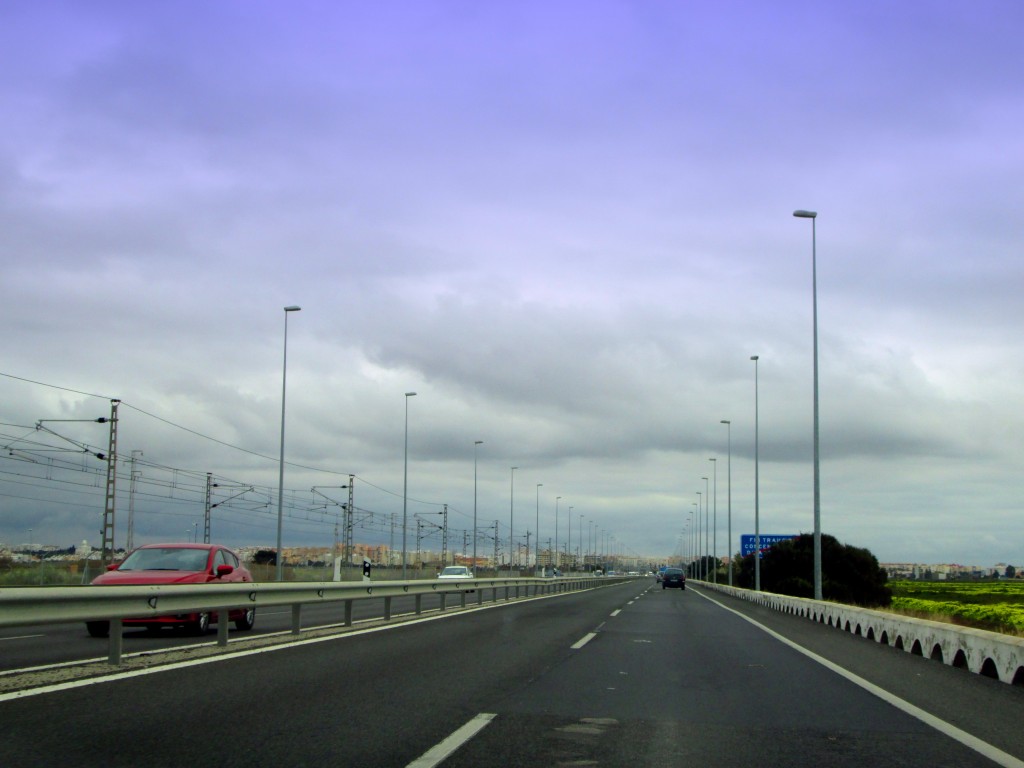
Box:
[437, 565, 474, 579]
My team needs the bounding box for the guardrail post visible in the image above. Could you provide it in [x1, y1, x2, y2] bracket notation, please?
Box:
[460, 591, 467, 608]
[344, 599, 353, 627]
[384, 596, 392, 621]
[415, 594, 422, 615]
[217, 611, 229, 646]
[440, 593, 447, 612]
[291, 604, 302, 634]
[108, 619, 123, 665]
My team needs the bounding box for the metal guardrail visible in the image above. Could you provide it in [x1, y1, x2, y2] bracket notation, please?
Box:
[0, 575, 631, 665]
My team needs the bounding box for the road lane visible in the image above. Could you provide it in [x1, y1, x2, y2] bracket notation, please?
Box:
[443, 584, 1023, 767]
[0, 581, 639, 767]
[0, 589, 478, 672]
[3, 581, 1023, 768]
[695, 584, 1024, 761]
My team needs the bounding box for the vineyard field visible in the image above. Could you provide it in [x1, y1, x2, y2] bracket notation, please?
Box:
[889, 580, 1024, 634]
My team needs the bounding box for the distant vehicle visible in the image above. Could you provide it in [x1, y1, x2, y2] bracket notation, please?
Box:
[437, 565, 474, 579]
[86, 543, 255, 637]
[661, 567, 686, 590]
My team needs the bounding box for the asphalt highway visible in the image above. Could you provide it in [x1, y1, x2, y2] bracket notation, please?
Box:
[3, 581, 1024, 767]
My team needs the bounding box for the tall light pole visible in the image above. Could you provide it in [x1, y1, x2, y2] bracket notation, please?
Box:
[592, 520, 597, 565]
[402, 391, 417, 579]
[709, 458, 717, 583]
[751, 354, 761, 591]
[794, 208, 823, 601]
[684, 518, 692, 573]
[535, 483, 543, 572]
[568, 506, 574, 571]
[473, 440, 483, 573]
[691, 503, 698, 578]
[509, 466, 518, 575]
[555, 496, 562, 570]
[275, 305, 301, 582]
[696, 491, 702, 580]
[721, 420, 733, 586]
[702, 477, 709, 581]
[578, 512, 584, 570]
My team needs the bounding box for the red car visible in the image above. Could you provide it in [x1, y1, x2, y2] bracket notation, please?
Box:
[86, 543, 255, 637]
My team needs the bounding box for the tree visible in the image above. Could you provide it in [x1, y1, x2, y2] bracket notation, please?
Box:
[686, 555, 721, 580]
[1006, 564, 1017, 579]
[736, 533, 891, 607]
[252, 549, 277, 565]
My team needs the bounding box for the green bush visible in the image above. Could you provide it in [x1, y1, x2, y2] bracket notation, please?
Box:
[736, 533, 892, 607]
[892, 596, 1024, 632]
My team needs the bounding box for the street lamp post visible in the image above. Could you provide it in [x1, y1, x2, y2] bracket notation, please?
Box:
[578, 512, 584, 570]
[535, 483, 543, 572]
[275, 305, 301, 582]
[709, 458, 717, 583]
[509, 467, 518, 575]
[555, 496, 562, 570]
[721, 420, 733, 586]
[402, 392, 417, 579]
[691, 503, 698, 578]
[751, 354, 760, 591]
[567, 506, 574, 571]
[794, 209, 823, 601]
[588, 520, 595, 567]
[688, 518, 696, 573]
[696, 492, 702, 580]
[473, 440, 482, 573]
[702, 477, 709, 581]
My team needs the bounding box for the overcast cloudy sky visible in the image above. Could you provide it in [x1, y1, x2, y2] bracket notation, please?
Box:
[2, 0, 1022, 569]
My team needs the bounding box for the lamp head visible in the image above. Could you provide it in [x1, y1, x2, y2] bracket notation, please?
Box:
[793, 210, 817, 219]
[284, 305, 301, 312]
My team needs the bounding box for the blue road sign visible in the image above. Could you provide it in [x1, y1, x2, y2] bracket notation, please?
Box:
[740, 534, 798, 558]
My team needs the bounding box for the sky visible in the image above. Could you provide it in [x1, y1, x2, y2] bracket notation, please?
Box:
[1, 0, 1022, 569]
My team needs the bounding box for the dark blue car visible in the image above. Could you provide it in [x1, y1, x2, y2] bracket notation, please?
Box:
[662, 567, 686, 589]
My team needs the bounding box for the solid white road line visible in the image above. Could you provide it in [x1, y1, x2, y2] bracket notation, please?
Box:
[405, 713, 496, 768]
[695, 589, 1024, 768]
